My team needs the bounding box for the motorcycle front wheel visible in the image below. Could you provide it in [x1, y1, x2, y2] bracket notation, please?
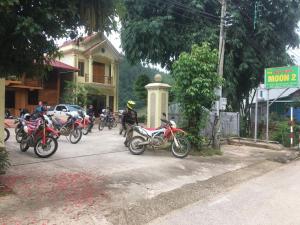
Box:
[4, 128, 10, 142]
[129, 136, 146, 155]
[16, 129, 24, 143]
[69, 127, 82, 144]
[171, 133, 191, 158]
[98, 120, 105, 131]
[108, 121, 113, 130]
[34, 136, 58, 158]
[20, 135, 29, 152]
[82, 125, 89, 135]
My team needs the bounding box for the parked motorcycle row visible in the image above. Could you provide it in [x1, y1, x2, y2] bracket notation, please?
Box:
[5, 112, 191, 159]
[4, 110, 118, 158]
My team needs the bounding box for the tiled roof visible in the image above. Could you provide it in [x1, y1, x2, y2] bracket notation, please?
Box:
[49, 60, 79, 71]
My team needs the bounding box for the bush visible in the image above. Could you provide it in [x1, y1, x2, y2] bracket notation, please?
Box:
[0, 148, 10, 173]
[171, 43, 222, 150]
[270, 120, 299, 147]
[138, 115, 146, 124]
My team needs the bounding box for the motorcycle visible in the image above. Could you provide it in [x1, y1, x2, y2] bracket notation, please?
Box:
[15, 114, 31, 143]
[98, 113, 114, 130]
[49, 114, 82, 144]
[20, 115, 60, 158]
[128, 119, 191, 158]
[78, 111, 94, 135]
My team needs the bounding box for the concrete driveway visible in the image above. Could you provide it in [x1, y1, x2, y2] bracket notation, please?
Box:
[0, 127, 298, 225]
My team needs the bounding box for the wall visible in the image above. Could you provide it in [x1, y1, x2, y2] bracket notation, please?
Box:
[59, 54, 75, 67]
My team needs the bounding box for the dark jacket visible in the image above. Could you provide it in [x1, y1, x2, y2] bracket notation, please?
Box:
[122, 108, 138, 127]
[87, 108, 94, 117]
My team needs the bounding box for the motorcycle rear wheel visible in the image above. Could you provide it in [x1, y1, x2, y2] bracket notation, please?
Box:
[129, 136, 146, 155]
[34, 136, 58, 158]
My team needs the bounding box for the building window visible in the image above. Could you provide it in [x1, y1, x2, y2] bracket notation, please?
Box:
[28, 90, 39, 105]
[78, 61, 85, 77]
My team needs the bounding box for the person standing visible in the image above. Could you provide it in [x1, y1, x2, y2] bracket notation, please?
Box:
[87, 105, 95, 132]
[122, 100, 138, 147]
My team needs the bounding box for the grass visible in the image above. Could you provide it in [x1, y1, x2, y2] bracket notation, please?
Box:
[190, 147, 223, 157]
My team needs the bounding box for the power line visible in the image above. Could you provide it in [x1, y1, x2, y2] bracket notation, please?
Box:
[146, 0, 221, 23]
[160, 0, 220, 20]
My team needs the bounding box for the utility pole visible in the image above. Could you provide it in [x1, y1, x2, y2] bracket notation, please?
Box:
[213, 0, 227, 149]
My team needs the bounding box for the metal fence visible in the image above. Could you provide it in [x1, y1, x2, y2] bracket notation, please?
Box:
[168, 104, 240, 138]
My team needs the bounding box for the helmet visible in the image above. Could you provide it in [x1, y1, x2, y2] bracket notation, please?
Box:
[24, 113, 31, 121]
[127, 100, 136, 110]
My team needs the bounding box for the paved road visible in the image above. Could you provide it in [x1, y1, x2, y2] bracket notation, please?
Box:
[0, 127, 298, 224]
[149, 159, 300, 225]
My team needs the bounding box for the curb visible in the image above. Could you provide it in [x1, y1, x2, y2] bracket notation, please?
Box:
[227, 138, 285, 151]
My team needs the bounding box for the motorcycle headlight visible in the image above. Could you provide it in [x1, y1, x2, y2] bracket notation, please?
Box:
[170, 120, 177, 128]
[24, 126, 29, 133]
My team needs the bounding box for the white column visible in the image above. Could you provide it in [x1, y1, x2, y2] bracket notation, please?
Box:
[111, 61, 115, 84]
[106, 95, 110, 108]
[89, 55, 93, 83]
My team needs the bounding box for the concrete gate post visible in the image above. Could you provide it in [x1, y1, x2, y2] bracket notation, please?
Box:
[145, 74, 171, 128]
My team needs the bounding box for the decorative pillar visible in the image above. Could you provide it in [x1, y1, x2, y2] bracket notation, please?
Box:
[145, 74, 170, 128]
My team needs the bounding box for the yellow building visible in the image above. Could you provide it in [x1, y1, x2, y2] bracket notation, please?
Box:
[59, 33, 121, 113]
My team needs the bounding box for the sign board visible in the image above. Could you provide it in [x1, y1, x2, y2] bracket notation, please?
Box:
[220, 97, 227, 110]
[264, 66, 300, 89]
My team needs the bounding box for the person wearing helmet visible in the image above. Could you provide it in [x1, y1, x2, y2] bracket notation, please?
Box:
[122, 100, 138, 147]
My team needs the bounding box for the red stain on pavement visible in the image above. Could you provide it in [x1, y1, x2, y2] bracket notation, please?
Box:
[0, 172, 108, 224]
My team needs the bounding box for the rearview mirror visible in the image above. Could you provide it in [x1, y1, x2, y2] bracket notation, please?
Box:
[62, 109, 67, 112]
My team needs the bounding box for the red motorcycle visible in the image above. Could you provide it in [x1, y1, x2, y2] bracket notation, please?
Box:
[20, 115, 60, 158]
[78, 111, 93, 135]
[128, 119, 191, 158]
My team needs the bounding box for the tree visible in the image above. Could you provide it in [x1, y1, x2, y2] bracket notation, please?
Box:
[62, 81, 88, 107]
[118, 57, 170, 109]
[0, 0, 119, 172]
[120, 0, 300, 135]
[0, 0, 118, 77]
[172, 43, 222, 149]
[120, 0, 220, 69]
[134, 74, 150, 104]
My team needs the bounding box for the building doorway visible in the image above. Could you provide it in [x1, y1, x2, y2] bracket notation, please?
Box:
[88, 94, 106, 117]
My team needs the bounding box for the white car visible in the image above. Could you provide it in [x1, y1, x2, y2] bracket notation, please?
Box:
[47, 104, 85, 119]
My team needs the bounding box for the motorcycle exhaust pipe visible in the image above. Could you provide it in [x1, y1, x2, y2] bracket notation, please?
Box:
[137, 141, 150, 146]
